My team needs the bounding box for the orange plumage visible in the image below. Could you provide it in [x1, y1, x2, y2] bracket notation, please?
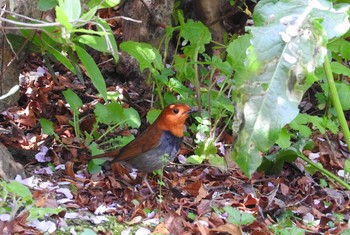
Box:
[93, 103, 196, 191]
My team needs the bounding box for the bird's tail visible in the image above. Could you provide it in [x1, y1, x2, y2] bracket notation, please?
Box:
[89, 149, 120, 161]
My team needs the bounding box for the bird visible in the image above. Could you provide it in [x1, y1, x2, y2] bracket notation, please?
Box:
[92, 103, 197, 192]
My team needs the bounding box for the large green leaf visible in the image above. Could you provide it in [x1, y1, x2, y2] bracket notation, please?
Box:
[180, 20, 211, 55]
[75, 45, 108, 101]
[120, 41, 163, 73]
[58, 0, 81, 21]
[232, 0, 350, 177]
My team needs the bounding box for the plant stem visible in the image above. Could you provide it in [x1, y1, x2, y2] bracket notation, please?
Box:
[193, 47, 202, 112]
[298, 153, 350, 190]
[323, 54, 350, 152]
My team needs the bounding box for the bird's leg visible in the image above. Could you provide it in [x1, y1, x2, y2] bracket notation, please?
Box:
[142, 173, 154, 194]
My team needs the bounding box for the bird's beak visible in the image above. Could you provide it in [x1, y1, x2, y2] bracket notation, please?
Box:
[187, 106, 198, 114]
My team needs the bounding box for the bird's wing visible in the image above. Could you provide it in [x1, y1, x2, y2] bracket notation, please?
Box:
[113, 124, 163, 162]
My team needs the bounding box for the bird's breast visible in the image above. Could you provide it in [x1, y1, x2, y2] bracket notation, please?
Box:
[125, 131, 183, 172]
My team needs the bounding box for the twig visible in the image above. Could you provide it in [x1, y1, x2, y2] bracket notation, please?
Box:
[102, 16, 142, 23]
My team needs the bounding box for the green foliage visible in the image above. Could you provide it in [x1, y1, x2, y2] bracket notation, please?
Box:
[0, 180, 63, 222]
[258, 139, 313, 175]
[231, 0, 350, 177]
[41, 89, 140, 156]
[38, 0, 57, 11]
[13, 0, 121, 101]
[120, 42, 163, 73]
[146, 109, 162, 124]
[290, 113, 338, 137]
[180, 20, 211, 56]
[87, 0, 121, 9]
[269, 209, 305, 235]
[88, 158, 106, 174]
[40, 118, 63, 145]
[344, 158, 350, 183]
[63, 89, 83, 114]
[317, 82, 350, 111]
[76, 46, 108, 100]
[224, 206, 255, 226]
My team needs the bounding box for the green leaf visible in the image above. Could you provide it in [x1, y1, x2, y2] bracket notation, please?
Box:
[226, 34, 251, 71]
[328, 37, 350, 60]
[29, 207, 64, 220]
[211, 56, 233, 76]
[223, 206, 255, 226]
[320, 82, 350, 111]
[96, 18, 119, 62]
[40, 118, 55, 135]
[94, 102, 124, 125]
[289, 121, 312, 138]
[305, 162, 323, 176]
[330, 61, 350, 76]
[167, 78, 194, 98]
[62, 89, 83, 114]
[208, 155, 227, 170]
[146, 109, 162, 124]
[38, 0, 57, 11]
[87, 159, 106, 174]
[58, 0, 81, 21]
[80, 6, 98, 21]
[258, 149, 298, 175]
[290, 113, 339, 135]
[81, 228, 98, 235]
[75, 45, 108, 101]
[124, 107, 141, 128]
[187, 212, 196, 221]
[186, 155, 206, 164]
[46, 45, 76, 73]
[55, 5, 72, 30]
[88, 142, 104, 156]
[276, 127, 291, 148]
[258, 139, 313, 174]
[180, 20, 211, 54]
[109, 135, 134, 148]
[232, 0, 350, 177]
[6, 181, 33, 203]
[120, 41, 163, 72]
[336, 82, 350, 110]
[75, 35, 108, 52]
[87, 0, 121, 9]
[194, 138, 217, 157]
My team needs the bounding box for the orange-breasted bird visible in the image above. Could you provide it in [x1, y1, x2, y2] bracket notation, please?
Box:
[93, 103, 197, 192]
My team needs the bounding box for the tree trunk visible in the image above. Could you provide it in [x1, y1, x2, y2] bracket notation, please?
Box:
[0, 0, 40, 112]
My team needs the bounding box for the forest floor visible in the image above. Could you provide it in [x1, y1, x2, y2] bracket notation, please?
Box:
[0, 52, 349, 235]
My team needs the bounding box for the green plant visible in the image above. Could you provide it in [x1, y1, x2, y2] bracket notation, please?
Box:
[2, 0, 120, 101]
[269, 209, 305, 235]
[213, 206, 255, 228]
[230, 0, 350, 178]
[259, 138, 350, 190]
[0, 180, 63, 229]
[40, 88, 141, 172]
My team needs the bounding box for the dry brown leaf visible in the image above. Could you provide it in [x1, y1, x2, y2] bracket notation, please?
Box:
[280, 183, 289, 196]
[65, 161, 75, 178]
[152, 222, 170, 235]
[194, 183, 209, 203]
[210, 223, 242, 235]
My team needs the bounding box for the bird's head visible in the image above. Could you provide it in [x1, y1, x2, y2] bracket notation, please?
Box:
[156, 103, 197, 137]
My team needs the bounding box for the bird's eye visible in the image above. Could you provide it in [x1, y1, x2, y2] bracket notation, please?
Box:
[173, 108, 179, 114]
